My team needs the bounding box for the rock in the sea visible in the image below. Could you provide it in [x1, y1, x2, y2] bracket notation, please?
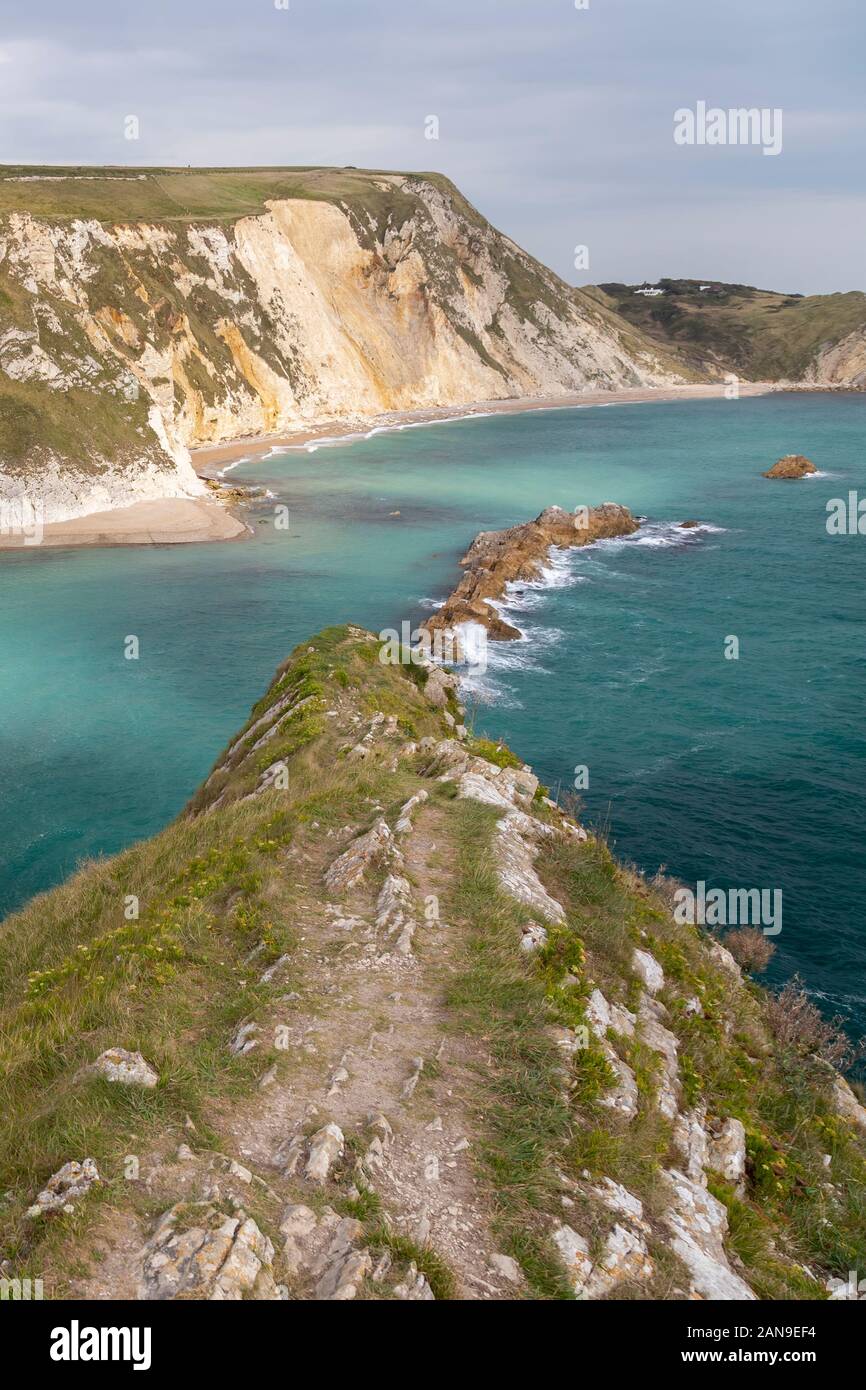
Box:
[26, 1158, 100, 1218]
[89, 1048, 159, 1089]
[420, 503, 639, 646]
[763, 454, 818, 479]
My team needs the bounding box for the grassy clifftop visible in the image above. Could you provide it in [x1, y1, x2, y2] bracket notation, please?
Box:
[1, 625, 864, 1302]
[591, 278, 866, 383]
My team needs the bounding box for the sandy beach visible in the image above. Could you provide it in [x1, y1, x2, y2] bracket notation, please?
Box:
[0, 497, 249, 551]
[192, 382, 777, 476]
[1, 383, 776, 551]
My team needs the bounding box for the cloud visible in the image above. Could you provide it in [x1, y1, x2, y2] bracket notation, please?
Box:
[1, 0, 864, 291]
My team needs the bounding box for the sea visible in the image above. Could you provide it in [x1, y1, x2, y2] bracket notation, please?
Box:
[2, 392, 864, 1040]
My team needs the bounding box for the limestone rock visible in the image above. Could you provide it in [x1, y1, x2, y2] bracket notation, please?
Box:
[305, 1123, 344, 1185]
[26, 1158, 100, 1218]
[639, 994, 680, 1119]
[376, 873, 416, 955]
[707, 940, 742, 978]
[324, 818, 393, 893]
[674, 1107, 710, 1184]
[598, 1042, 640, 1121]
[632, 948, 664, 995]
[456, 771, 515, 810]
[662, 1169, 756, 1301]
[553, 1220, 653, 1299]
[395, 788, 428, 833]
[139, 1203, 281, 1301]
[586, 987, 636, 1040]
[588, 1177, 649, 1232]
[493, 810, 565, 923]
[520, 922, 548, 952]
[832, 1076, 866, 1134]
[229, 1021, 260, 1056]
[488, 1252, 523, 1284]
[393, 1260, 435, 1300]
[281, 1207, 371, 1299]
[707, 1118, 747, 1189]
[90, 1048, 159, 1089]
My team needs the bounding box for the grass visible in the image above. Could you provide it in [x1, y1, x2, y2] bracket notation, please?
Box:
[0, 625, 444, 1276]
[2, 622, 865, 1302]
[594, 277, 866, 380]
[442, 798, 576, 1299]
[366, 1225, 457, 1301]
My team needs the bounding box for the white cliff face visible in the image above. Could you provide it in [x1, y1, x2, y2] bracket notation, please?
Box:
[0, 178, 682, 520]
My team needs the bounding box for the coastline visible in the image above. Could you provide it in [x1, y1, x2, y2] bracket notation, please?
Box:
[191, 381, 777, 477]
[0, 382, 778, 553]
[0, 497, 250, 551]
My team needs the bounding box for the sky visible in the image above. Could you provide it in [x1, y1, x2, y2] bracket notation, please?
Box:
[0, 0, 863, 294]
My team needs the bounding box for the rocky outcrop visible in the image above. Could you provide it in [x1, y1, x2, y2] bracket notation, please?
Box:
[421, 502, 639, 648]
[139, 1203, 282, 1301]
[763, 454, 818, 478]
[25, 1158, 100, 1219]
[8, 622, 866, 1307]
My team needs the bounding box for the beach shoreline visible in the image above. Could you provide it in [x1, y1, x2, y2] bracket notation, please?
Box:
[0, 382, 779, 552]
[191, 381, 779, 477]
[0, 496, 250, 552]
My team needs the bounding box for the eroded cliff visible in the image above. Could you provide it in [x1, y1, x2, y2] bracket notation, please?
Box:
[0, 168, 686, 521]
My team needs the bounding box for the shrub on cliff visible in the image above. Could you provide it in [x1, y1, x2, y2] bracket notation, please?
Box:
[723, 927, 776, 975]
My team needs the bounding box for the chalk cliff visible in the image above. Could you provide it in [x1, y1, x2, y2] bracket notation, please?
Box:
[0, 168, 685, 521]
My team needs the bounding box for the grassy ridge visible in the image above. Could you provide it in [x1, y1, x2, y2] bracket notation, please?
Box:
[0, 165, 452, 224]
[592, 278, 866, 380]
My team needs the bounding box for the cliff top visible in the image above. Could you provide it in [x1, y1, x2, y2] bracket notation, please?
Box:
[2, 622, 864, 1302]
[0, 164, 475, 225]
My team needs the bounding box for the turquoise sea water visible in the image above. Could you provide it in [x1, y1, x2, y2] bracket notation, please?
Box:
[1, 392, 864, 1036]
